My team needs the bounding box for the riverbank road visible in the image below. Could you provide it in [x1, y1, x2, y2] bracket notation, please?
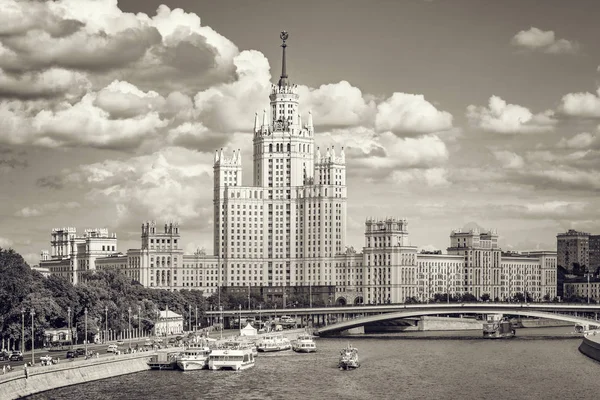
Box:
[0, 337, 162, 372]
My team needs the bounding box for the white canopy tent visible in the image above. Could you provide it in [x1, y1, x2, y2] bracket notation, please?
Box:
[240, 323, 258, 336]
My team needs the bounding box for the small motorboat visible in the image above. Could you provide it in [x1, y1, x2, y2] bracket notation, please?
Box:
[338, 343, 359, 370]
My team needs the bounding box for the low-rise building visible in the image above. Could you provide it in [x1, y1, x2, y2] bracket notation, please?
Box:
[154, 310, 183, 335]
[564, 278, 600, 302]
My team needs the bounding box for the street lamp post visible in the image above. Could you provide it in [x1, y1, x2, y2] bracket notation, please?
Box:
[128, 307, 132, 349]
[30, 309, 35, 365]
[195, 306, 198, 333]
[219, 306, 223, 340]
[447, 273, 451, 304]
[21, 308, 25, 353]
[104, 306, 108, 343]
[67, 306, 71, 349]
[188, 304, 192, 332]
[84, 308, 88, 356]
[239, 304, 242, 332]
[137, 305, 141, 338]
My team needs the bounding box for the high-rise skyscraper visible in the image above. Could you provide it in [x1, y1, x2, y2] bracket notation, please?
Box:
[213, 32, 347, 291]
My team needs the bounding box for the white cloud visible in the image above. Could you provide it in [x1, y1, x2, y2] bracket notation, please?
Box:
[0, 237, 13, 248]
[193, 50, 271, 133]
[557, 132, 598, 149]
[559, 88, 600, 118]
[390, 168, 450, 187]
[467, 96, 556, 133]
[511, 27, 579, 55]
[493, 150, 525, 169]
[61, 147, 214, 229]
[522, 201, 586, 218]
[297, 81, 375, 127]
[375, 92, 453, 134]
[0, 0, 240, 94]
[324, 128, 448, 170]
[0, 91, 168, 149]
[0, 68, 91, 99]
[15, 201, 80, 218]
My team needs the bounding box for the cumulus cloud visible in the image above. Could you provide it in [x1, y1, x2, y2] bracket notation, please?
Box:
[375, 92, 453, 135]
[467, 96, 556, 133]
[15, 201, 80, 218]
[297, 81, 375, 127]
[55, 147, 215, 228]
[558, 88, 600, 118]
[193, 50, 271, 133]
[511, 27, 579, 55]
[0, 91, 168, 149]
[0, 0, 239, 93]
[557, 132, 598, 149]
[317, 127, 449, 185]
[0, 68, 91, 99]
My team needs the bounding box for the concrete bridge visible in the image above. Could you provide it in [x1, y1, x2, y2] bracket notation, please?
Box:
[313, 303, 600, 336]
[205, 302, 600, 333]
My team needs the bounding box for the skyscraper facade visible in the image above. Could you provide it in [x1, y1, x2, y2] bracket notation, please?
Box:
[213, 31, 347, 291]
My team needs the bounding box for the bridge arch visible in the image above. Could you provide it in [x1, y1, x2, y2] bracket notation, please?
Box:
[316, 306, 600, 336]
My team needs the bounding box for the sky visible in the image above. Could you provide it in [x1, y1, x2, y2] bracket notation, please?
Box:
[1, 0, 600, 265]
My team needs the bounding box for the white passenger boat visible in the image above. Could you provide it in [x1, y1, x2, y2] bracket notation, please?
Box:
[256, 333, 292, 352]
[292, 334, 317, 353]
[176, 342, 212, 371]
[338, 343, 360, 370]
[208, 342, 255, 371]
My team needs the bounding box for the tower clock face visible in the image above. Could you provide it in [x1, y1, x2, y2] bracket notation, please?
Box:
[280, 31, 289, 41]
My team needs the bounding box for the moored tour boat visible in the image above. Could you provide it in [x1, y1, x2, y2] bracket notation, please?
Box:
[292, 334, 317, 353]
[338, 344, 360, 370]
[256, 333, 292, 352]
[176, 341, 212, 371]
[483, 314, 516, 339]
[208, 341, 255, 371]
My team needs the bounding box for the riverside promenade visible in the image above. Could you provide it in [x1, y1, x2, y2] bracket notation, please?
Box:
[0, 351, 158, 400]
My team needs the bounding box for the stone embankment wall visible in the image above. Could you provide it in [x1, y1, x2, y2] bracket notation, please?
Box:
[579, 332, 600, 362]
[0, 352, 153, 400]
[511, 318, 572, 328]
[419, 316, 483, 331]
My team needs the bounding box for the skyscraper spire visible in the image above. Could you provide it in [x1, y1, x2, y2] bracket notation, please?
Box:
[278, 31, 289, 88]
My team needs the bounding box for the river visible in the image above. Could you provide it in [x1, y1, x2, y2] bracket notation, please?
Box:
[24, 327, 600, 400]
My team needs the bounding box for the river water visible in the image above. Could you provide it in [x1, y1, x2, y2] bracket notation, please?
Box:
[25, 327, 600, 400]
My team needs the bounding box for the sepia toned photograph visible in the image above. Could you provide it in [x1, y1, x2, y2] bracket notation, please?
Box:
[1, 1, 600, 399]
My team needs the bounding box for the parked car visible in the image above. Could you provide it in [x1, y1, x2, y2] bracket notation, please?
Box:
[9, 351, 23, 361]
[116, 340, 124, 345]
[66, 350, 77, 359]
[75, 348, 86, 356]
[40, 355, 53, 365]
[106, 344, 118, 353]
[0, 351, 10, 361]
[144, 340, 153, 347]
